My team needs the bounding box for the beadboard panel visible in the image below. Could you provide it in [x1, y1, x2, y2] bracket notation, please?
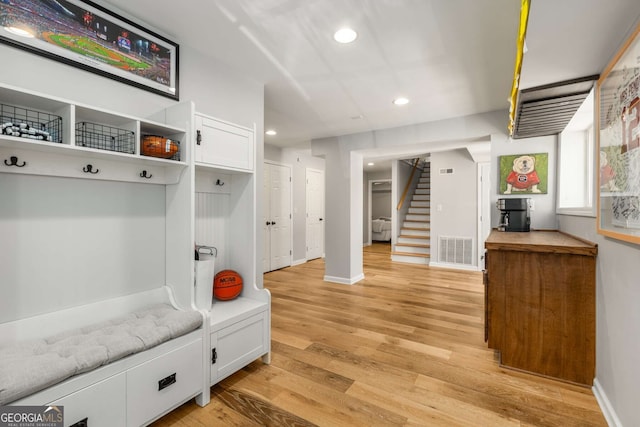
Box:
[195, 192, 229, 273]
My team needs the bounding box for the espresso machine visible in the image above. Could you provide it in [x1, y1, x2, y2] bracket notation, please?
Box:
[497, 198, 530, 232]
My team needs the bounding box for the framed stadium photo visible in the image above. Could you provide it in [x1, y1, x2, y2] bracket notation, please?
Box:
[0, 0, 179, 100]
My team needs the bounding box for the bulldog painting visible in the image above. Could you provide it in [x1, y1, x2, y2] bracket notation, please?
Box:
[499, 153, 548, 194]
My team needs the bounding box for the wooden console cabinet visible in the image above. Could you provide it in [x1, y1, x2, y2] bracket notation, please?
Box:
[484, 230, 597, 385]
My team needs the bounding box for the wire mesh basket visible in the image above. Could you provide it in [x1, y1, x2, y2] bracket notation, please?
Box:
[0, 103, 62, 143]
[76, 122, 135, 154]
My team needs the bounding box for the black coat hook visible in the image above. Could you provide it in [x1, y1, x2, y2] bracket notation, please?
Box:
[4, 156, 26, 167]
[83, 164, 99, 174]
[140, 170, 153, 179]
[216, 179, 225, 186]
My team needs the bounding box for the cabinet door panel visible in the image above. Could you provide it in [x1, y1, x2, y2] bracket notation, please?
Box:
[195, 116, 253, 170]
[211, 312, 268, 384]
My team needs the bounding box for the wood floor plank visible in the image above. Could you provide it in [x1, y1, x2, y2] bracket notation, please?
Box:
[153, 243, 606, 427]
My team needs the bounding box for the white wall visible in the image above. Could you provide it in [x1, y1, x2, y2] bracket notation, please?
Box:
[371, 188, 391, 219]
[430, 149, 479, 266]
[0, 25, 264, 319]
[490, 135, 558, 230]
[558, 215, 640, 427]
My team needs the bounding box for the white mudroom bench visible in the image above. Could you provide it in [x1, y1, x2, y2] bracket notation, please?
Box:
[0, 287, 209, 427]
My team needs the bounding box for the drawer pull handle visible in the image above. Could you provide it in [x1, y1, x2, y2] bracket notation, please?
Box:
[158, 373, 177, 391]
[70, 417, 88, 427]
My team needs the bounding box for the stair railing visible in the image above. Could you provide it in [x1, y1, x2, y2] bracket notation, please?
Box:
[397, 158, 419, 211]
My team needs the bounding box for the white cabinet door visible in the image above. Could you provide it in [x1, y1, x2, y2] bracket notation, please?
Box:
[195, 115, 253, 171]
[48, 373, 126, 427]
[210, 311, 268, 384]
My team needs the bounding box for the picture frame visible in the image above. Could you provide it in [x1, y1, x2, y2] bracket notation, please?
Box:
[498, 153, 548, 195]
[0, 0, 179, 100]
[597, 22, 640, 244]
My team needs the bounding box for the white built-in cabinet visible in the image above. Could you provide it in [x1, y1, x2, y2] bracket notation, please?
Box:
[171, 111, 271, 388]
[0, 83, 270, 422]
[0, 84, 187, 184]
[195, 114, 253, 171]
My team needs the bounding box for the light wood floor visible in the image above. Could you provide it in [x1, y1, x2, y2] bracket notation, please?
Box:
[153, 242, 606, 426]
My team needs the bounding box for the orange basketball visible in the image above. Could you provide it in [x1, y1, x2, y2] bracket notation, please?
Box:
[141, 135, 179, 159]
[213, 270, 243, 301]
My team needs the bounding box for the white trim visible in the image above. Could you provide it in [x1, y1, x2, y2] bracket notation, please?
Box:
[291, 258, 307, 266]
[593, 378, 622, 427]
[477, 162, 491, 269]
[428, 261, 482, 272]
[324, 273, 365, 285]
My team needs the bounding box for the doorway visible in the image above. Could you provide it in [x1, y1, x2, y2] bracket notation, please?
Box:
[367, 179, 392, 246]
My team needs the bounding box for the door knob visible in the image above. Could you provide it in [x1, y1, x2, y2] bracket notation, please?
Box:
[319, 218, 323, 221]
[272, 221, 276, 225]
[266, 221, 271, 226]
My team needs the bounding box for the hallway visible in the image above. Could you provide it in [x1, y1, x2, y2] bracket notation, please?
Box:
[154, 245, 605, 426]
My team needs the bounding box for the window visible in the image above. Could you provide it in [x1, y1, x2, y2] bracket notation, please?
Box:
[557, 89, 596, 216]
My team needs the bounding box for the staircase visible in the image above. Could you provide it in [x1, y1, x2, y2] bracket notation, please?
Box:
[392, 164, 430, 265]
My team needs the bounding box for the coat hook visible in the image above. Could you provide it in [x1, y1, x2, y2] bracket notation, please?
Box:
[83, 164, 99, 174]
[216, 179, 224, 186]
[140, 170, 153, 179]
[4, 156, 26, 167]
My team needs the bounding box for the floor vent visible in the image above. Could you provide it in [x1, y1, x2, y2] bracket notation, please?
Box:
[438, 236, 473, 265]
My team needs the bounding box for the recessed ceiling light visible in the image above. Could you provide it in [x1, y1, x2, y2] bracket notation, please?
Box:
[393, 97, 410, 106]
[265, 129, 277, 136]
[334, 28, 357, 44]
[367, 162, 375, 166]
[5, 27, 34, 38]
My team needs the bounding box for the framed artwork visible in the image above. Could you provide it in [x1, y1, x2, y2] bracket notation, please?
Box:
[499, 153, 548, 194]
[597, 22, 640, 244]
[0, 0, 179, 100]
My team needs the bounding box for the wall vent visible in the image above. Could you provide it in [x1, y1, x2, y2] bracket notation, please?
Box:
[439, 168, 454, 175]
[438, 236, 473, 265]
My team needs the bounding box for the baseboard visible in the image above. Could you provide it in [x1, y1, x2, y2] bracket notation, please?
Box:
[428, 261, 481, 272]
[292, 258, 307, 266]
[593, 378, 622, 427]
[324, 273, 365, 285]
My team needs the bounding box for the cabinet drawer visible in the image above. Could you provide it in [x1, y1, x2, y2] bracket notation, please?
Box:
[49, 373, 126, 427]
[126, 338, 202, 427]
[211, 311, 268, 384]
[195, 115, 253, 171]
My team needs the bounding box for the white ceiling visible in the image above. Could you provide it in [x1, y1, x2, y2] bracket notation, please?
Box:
[103, 0, 640, 149]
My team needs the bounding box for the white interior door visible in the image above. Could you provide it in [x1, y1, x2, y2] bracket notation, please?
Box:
[262, 165, 271, 273]
[269, 164, 292, 271]
[263, 162, 292, 272]
[306, 168, 325, 260]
